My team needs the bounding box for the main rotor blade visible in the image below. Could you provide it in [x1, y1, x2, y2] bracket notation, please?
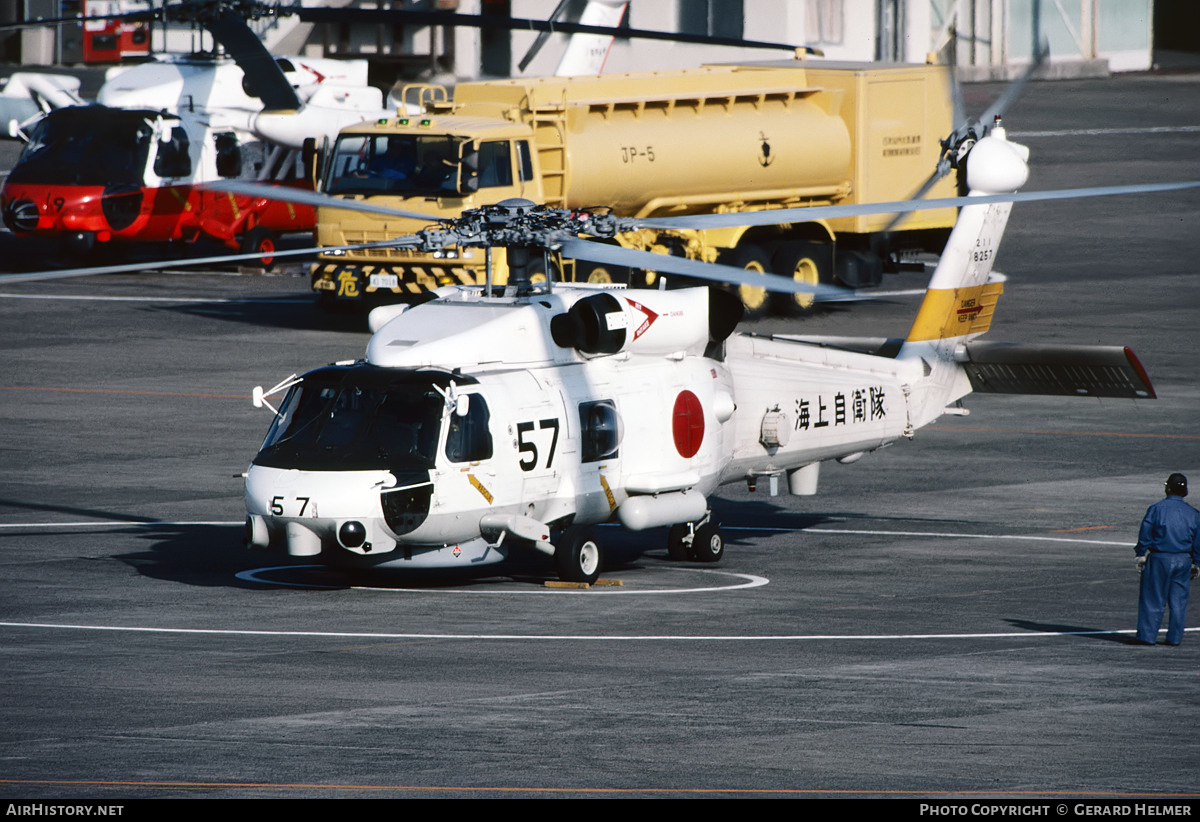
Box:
[633, 181, 1200, 232]
[516, 0, 571, 72]
[879, 164, 951, 235]
[292, 6, 806, 54]
[973, 41, 1048, 135]
[0, 9, 157, 30]
[0, 239, 415, 285]
[878, 43, 1046, 237]
[205, 7, 302, 112]
[558, 239, 856, 301]
[205, 181, 447, 224]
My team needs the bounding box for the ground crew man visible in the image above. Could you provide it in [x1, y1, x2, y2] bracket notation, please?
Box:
[1134, 473, 1200, 645]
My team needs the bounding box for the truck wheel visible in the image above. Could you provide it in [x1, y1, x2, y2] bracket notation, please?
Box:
[581, 262, 625, 286]
[556, 528, 602, 584]
[722, 245, 772, 320]
[773, 241, 831, 316]
[691, 523, 724, 563]
[240, 226, 277, 269]
[527, 255, 562, 285]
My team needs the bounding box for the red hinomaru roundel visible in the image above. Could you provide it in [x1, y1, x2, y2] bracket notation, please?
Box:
[672, 390, 704, 458]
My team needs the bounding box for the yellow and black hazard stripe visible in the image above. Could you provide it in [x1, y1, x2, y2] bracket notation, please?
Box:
[311, 263, 482, 300]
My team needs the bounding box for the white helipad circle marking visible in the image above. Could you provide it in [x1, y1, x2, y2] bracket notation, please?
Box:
[235, 564, 769, 594]
[2, 621, 1183, 642]
[0, 518, 1131, 546]
[0, 518, 1167, 641]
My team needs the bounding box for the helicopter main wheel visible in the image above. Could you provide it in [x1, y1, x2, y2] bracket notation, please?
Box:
[667, 523, 693, 561]
[772, 241, 831, 317]
[722, 244, 772, 321]
[240, 226, 278, 270]
[691, 523, 725, 563]
[556, 528, 603, 584]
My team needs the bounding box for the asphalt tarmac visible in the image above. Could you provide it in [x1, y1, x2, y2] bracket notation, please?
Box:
[1, 73, 1198, 800]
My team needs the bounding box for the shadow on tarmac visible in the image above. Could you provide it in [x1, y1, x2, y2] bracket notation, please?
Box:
[1005, 617, 1130, 644]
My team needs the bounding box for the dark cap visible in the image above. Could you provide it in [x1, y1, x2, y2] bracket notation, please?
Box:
[1166, 473, 1188, 496]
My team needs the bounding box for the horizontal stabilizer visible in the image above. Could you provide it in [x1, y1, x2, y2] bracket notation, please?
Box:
[959, 342, 1156, 399]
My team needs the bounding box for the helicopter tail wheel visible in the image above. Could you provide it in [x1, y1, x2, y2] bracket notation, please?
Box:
[772, 241, 831, 317]
[556, 528, 603, 584]
[691, 523, 725, 563]
[722, 245, 772, 321]
[240, 226, 277, 270]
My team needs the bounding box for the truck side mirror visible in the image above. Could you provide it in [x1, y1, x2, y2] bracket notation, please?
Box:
[302, 137, 326, 187]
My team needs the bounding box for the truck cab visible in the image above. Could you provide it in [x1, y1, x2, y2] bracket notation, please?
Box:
[313, 117, 544, 301]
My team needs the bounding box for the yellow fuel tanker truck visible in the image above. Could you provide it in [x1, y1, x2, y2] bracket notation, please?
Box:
[311, 57, 957, 317]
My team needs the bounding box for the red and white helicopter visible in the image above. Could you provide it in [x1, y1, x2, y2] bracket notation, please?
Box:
[0, 3, 398, 260]
[1, 0, 782, 262]
[224, 121, 1183, 584]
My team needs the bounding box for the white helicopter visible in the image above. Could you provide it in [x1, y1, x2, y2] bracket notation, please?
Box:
[229, 121, 1181, 584]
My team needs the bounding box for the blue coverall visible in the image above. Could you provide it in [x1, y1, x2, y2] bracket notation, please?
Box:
[1135, 495, 1200, 645]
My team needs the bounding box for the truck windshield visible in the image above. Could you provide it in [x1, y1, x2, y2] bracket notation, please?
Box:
[324, 134, 463, 197]
[8, 108, 154, 187]
[253, 368, 446, 472]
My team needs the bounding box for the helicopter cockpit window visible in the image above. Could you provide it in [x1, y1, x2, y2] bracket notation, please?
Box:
[154, 125, 191, 178]
[7, 109, 154, 187]
[444, 394, 493, 464]
[254, 371, 445, 472]
[325, 134, 463, 197]
[579, 400, 620, 463]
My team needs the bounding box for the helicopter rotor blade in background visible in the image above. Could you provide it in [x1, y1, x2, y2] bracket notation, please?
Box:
[7, 180, 1197, 288]
[5, 0, 810, 54]
[879, 40, 1049, 235]
[516, 0, 572, 72]
[203, 6, 302, 111]
[289, 5, 810, 56]
[634, 181, 1200, 233]
[214, 178, 1200, 235]
[0, 238, 419, 285]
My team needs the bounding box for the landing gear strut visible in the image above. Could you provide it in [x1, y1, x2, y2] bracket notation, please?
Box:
[666, 512, 724, 564]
